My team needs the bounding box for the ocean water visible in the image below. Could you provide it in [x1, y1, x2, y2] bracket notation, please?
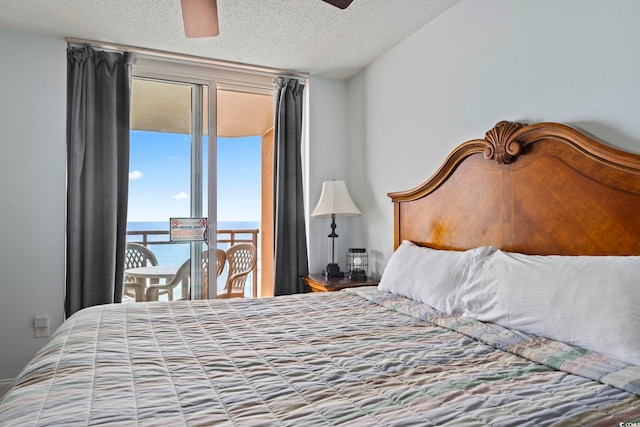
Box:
[127, 221, 260, 266]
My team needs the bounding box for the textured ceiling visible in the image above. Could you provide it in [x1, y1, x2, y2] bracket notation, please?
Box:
[0, 0, 460, 79]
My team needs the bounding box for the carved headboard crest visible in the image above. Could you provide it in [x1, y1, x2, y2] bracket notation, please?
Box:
[482, 120, 525, 164]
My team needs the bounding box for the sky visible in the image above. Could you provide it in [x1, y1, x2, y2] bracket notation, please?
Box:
[127, 130, 262, 223]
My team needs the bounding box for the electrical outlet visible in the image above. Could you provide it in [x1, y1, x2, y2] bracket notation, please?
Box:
[34, 327, 49, 338]
[34, 317, 49, 338]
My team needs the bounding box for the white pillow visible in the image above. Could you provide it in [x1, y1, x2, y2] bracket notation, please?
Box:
[461, 250, 640, 366]
[378, 241, 496, 314]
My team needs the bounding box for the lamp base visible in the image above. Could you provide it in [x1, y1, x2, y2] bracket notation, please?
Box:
[347, 269, 367, 281]
[323, 263, 343, 278]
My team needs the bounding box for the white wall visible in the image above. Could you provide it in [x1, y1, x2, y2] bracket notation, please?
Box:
[349, 0, 640, 277]
[0, 30, 67, 381]
[306, 76, 361, 275]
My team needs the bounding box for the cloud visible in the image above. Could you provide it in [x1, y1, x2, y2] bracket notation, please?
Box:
[129, 170, 143, 180]
[173, 192, 189, 200]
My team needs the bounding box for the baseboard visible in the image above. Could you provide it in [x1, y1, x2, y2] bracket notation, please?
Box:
[0, 378, 14, 398]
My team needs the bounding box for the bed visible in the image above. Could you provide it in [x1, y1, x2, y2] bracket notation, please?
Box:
[2, 121, 640, 426]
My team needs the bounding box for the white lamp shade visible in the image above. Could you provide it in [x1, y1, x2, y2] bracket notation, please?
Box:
[311, 180, 361, 217]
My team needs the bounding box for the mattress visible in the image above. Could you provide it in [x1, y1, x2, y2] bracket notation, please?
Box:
[1, 288, 639, 426]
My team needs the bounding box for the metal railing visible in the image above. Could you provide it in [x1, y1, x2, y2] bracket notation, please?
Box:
[126, 228, 260, 297]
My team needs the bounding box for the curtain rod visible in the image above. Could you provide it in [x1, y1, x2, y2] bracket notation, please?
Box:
[66, 37, 309, 82]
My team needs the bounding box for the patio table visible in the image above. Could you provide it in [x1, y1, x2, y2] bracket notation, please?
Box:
[124, 265, 179, 301]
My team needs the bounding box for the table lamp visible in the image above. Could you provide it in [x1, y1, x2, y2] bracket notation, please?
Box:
[311, 180, 361, 278]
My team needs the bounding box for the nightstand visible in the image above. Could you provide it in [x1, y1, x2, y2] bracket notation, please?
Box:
[301, 274, 379, 292]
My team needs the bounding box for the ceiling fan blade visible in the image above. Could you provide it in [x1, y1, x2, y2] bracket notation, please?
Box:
[180, 0, 219, 38]
[322, 0, 354, 9]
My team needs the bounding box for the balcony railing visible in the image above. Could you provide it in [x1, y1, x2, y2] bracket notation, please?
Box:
[126, 228, 260, 298]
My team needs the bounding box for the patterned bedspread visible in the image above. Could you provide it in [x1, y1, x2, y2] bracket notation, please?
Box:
[1, 288, 639, 426]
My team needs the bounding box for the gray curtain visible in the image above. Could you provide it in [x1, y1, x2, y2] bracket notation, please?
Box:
[273, 77, 309, 295]
[66, 46, 133, 317]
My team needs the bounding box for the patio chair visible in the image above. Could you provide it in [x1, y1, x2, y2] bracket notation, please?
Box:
[201, 249, 226, 299]
[125, 243, 159, 272]
[124, 243, 159, 301]
[216, 249, 226, 278]
[122, 282, 145, 303]
[145, 256, 191, 302]
[218, 243, 257, 299]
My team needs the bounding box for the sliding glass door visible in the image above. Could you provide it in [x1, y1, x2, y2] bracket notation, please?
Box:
[127, 77, 210, 301]
[126, 58, 277, 301]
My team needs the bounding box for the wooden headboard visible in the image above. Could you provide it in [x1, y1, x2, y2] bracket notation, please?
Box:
[388, 121, 640, 256]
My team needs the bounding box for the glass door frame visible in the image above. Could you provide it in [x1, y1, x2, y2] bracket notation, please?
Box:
[187, 83, 208, 300]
